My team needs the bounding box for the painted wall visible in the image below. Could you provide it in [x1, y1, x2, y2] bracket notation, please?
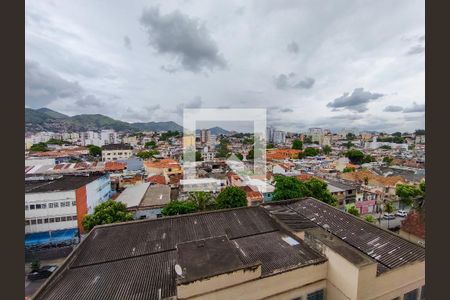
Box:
[25, 191, 77, 233]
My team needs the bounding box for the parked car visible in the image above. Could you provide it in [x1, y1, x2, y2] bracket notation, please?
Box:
[27, 265, 58, 281]
[396, 210, 408, 217]
[383, 213, 396, 220]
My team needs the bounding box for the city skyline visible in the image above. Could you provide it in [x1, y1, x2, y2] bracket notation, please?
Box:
[26, 0, 424, 133]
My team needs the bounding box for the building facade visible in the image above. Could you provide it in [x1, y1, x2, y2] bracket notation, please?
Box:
[101, 144, 133, 162]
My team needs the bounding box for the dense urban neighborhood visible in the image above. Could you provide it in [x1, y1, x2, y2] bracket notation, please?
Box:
[24, 108, 425, 299]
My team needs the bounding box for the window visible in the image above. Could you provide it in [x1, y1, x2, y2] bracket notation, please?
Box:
[53, 202, 59, 208]
[44, 218, 49, 224]
[61, 202, 65, 207]
[36, 204, 42, 209]
[49, 203, 53, 208]
[41, 204, 46, 209]
[25, 205, 29, 210]
[404, 289, 418, 300]
[30, 204, 35, 210]
[25, 220, 30, 226]
[61, 216, 67, 222]
[49, 218, 55, 223]
[37, 219, 43, 224]
[65, 201, 70, 207]
[55, 217, 61, 222]
[307, 289, 324, 300]
[30, 220, 37, 225]
[72, 201, 77, 206]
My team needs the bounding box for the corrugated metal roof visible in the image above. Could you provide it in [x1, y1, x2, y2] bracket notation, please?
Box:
[34, 206, 327, 300]
[116, 183, 151, 208]
[264, 198, 425, 274]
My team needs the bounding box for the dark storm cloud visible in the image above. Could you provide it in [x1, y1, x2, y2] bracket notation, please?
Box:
[383, 105, 404, 112]
[406, 45, 424, 55]
[327, 88, 384, 112]
[274, 73, 315, 90]
[175, 96, 203, 115]
[140, 7, 227, 73]
[123, 35, 132, 50]
[286, 41, 299, 54]
[25, 59, 83, 108]
[403, 102, 425, 113]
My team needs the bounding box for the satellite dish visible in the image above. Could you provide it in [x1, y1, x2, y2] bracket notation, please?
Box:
[175, 264, 183, 276]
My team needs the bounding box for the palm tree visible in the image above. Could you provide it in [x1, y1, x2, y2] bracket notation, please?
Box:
[384, 201, 394, 229]
[188, 191, 213, 211]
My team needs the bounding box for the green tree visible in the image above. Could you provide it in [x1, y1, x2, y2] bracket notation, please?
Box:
[195, 151, 202, 161]
[346, 133, 356, 140]
[322, 145, 332, 155]
[299, 147, 320, 158]
[414, 129, 425, 135]
[347, 206, 360, 217]
[267, 143, 275, 149]
[380, 145, 392, 150]
[235, 153, 243, 160]
[362, 155, 376, 164]
[247, 148, 254, 160]
[136, 150, 160, 159]
[304, 178, 337, 206]
[188, 192, 214, 211]
[144, 141, 156, 149]
[216, 187, 247, 209]
[161, 201, 198, 216]
[343, 167, 356, 173]
[303, 136, 313, 144]
[217, 140, 230, 158]
[396, 184, 423, 208]
[345, 149, 365, 164]
[344, 141, 353, 149]
[364, 215, 375, 223]
[30, 142, 49, 152]
[383, 156, 393, 165]
[419, 181, 425, 193]
[392, 132, 402, 137]
[292, 139, 303, 150]
[47, 138, 71, 145]
[82, 200, 134, 232]
[384, 201, 394, 214]
[87, 145, 102, 157]
[272, 176, 337, 206]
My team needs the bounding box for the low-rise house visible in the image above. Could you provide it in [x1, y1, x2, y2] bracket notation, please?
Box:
[101, 144, 133, 162]
[399, 211, 426, 246]
[116, 183, 171, 219]
[180, 178, 225, 193]
[324, 179, 358, 208]
[144, 158, 182, 177]
[266, 149, 301, 161]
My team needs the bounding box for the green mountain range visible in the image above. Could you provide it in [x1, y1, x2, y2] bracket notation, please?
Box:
[25, 108, 229, 134]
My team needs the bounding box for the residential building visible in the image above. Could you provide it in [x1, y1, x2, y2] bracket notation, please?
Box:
[200, 129, 211, 144]
[266, 126, 276, 143]
[263, 198, 425, 300]
[266, 149, 301, 161]
[33, 206, 328, 300]
[324, 179, 357, 208]
[101, 144, 133, 162]
[180, 178, 225, 192]
[273, 130, 286, 144]
[415, 135, 425, 144]
[25, 174, 111, 237]
[399, 212, 426, 247]
[116, 183, 171, 219]
[144, 159, 182, 179]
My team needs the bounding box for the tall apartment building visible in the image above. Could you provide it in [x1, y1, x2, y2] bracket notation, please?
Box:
[81, 130, 118, 147]
[266, 126, 275, 143]
[273, 130, 286, 144]
[25, 174, 111, 236]
[200, 129, 211, 144]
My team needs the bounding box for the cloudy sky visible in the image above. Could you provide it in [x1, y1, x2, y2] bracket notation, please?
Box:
[25, 0, 425, 133]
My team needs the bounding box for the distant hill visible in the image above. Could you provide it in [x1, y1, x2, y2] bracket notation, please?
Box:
[25, 107, 184, 133]
[196, 126, 231, 136]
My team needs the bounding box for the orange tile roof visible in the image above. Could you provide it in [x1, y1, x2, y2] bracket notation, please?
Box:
[296, 174, 314, 182]
[144, 159, 180, 169]
[401, 212, 425, 239]
[266, 149, 301, 161]
[105, 161, 127, 171]
[341, 169, 405, 187]
[147, 175, 166, 185]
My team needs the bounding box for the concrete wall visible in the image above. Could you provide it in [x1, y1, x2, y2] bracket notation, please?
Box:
[85, 175, 111, 214]
[182, 262, 327, 300]
[357, 261, 425, 300]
